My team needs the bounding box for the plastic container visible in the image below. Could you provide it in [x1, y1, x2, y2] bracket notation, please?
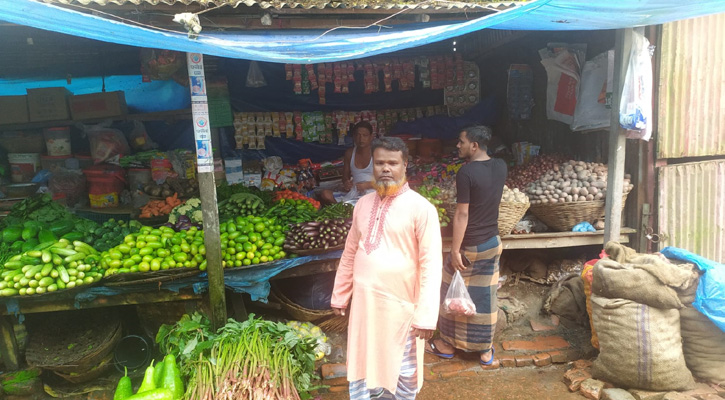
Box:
[8, 153, 40, 183]
[43, 127, 72, 156]
[127, 168, 152, 192]
[74, 154, 93, 170]
[84, 165, 126, 208]
[113, 335, 152, 373]
[40, 155, 71, 172]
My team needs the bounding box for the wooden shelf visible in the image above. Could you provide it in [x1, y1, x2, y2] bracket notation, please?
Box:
[444, 228, 637, 251]
[0, 109, 192, 131]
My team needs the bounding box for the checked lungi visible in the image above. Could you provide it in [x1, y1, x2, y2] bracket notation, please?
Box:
[349, 332, 418, 400]
[438, 235, 502, 352]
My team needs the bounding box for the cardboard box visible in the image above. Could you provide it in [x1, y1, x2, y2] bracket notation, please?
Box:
[27, 87, 71, 122]
[0, 95, 29, 125]
[69, 91, 127, 120]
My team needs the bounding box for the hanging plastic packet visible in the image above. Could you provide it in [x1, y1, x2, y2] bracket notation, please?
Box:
[443, 270, 476, 316]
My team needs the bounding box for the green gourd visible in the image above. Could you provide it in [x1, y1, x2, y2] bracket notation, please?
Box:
[124, 389, 173, 400]
[160, 354, 184, 400]
[137, 361, 157, 393]
[113, 368, 133, 400]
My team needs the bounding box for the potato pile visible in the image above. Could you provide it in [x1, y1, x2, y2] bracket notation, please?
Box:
[502, 185, 529, 204]
[526, 160, 633, 205]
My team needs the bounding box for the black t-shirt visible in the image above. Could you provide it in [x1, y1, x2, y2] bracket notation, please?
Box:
[456, 158, 507, 246]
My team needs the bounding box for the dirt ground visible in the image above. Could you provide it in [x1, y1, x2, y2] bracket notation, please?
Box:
[317, 364, 582, 400]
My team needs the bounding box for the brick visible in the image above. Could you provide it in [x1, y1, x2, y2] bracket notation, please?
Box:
[431, 361, 468, 374]
[441, 370, 477, 379]
[324, 377, 348, 386]
[424, 352, 442, 364]
[328, 385, 348, 393]
[530, 318, 557, 332]
[548, 350, 568, 363]
[533, 353, 552, 367]
[424, 366, 440, 381]
[502, 335, 571, 352]
[580, 379, 606, 400]
[515, 355, 534, 367]
[563, 368, 592, 392]
[551, 314, 561, 326]
[681, 383, 719, 398]
[479, 359, 501, 371]
[696, 395, 725, 400]
[500, 355, 516, 368]
[602, 388, 637, 400]
[573, 359, 594, 370]
[629, 390, 666, 400]
[710, 384, 725, 397]
[321, 363, 347, 380]
[662, 393, 697, 400]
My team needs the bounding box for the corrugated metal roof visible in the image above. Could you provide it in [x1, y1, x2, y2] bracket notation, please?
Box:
[41, 0, 523, 10]
[657, 13, 725, 159]
[658, 160, 725, 263]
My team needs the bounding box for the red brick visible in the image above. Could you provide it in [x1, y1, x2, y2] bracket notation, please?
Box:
[329, 385, 348, 393]
[629, 389, 666, 400]
[324, 377, 348, 386]
[424, 366, 440, 381]
[424, 352, 443, 364]
[500, 355, 516, 368]
[502, 335, 571, 352]
[533, 353, 552, 367]
[573, 359, 594, 370]
[530, 319, 557, 332]
[662, 393, 697, 400]
[563, 368, 592, 392]
[441, 370, 477, 379]
[709, 384, 725, 397]
[431, 361, 468, 374]
[695, 395, 724, 400]
[515, 355, 534, 367]
[548, 351, 568, 363]
[321, 363, 346, 380]
[479, 359, 501, 370]
[579, 378, 606, 400]
[551, 315, 561, 326]
[681, 383, 719, 399]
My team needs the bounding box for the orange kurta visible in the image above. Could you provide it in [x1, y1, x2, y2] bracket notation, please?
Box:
[331, 184, 442, 393]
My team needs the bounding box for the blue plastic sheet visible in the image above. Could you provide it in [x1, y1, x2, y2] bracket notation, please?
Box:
[661, 246, 725, 333]
[3, 0, 725, 63]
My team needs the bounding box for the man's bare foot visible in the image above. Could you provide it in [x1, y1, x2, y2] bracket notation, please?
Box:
[480, 349, 494, 364]
[425, 338, 455, 356]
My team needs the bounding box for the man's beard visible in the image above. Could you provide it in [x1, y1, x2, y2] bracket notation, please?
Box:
[373, 178, 407, 197]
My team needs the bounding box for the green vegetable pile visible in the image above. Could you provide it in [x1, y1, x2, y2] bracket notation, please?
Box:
[218, 193, 265, 221]
[100, 225, 207, 275]
[215, 182, 273, 206]
[315, 202, 354, 221]
[263, 201, 317, 225]
[417, 185, 450, 226]
[220, 216, 286, 268]
[0, 194, 72, 229]
[0, 239, 103, 296]
[83, 219, 142, 252]
[157, 313, 318, 400]
[168, 198, 202, 225]
[113, 354, 184, 400]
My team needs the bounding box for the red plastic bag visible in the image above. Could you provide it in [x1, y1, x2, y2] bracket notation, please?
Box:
[443, 271, 476, 316]
[85, 122, 131, 164]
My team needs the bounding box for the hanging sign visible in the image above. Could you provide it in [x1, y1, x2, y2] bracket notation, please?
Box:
[187, 52, 213, 173]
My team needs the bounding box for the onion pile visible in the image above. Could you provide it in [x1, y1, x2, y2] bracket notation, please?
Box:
[506, 155, 568, 190]
[526, 160, 634, 205]
[501, 185, 529, 204]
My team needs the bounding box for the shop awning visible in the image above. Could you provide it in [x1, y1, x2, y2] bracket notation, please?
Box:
[1, 0, 724, 63]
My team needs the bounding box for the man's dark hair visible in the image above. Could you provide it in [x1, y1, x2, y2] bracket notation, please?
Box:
[352, 121, 374, 136]
[461, 125, 492, 150]
[371, 137, 409, 161]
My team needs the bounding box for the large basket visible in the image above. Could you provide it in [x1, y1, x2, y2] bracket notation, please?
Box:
[443, 201, 530, 236]
[528, 194, 628, 231]
[269, 285, 334, 322]
[498, 201, 530, 236]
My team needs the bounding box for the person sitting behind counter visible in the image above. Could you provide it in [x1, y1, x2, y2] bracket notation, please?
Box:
[320, 121, 375, 205]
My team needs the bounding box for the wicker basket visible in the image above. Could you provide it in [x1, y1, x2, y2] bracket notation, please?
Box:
[528, 194, 628, 231]
[270, 286, 334, 322]
[53, 352, 114, 384]
[443, 201, 530, 236]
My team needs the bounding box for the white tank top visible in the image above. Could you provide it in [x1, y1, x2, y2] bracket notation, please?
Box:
[350, 147, 373, 184]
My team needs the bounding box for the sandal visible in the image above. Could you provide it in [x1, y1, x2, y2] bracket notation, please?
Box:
[425, 339, 454, 359]
[480, 348, 495, 366]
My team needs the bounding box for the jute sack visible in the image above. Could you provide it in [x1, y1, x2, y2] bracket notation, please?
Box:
[591, 294, 695, 391]
[680, 306, 725, 384]
[592, 257, 695, 309]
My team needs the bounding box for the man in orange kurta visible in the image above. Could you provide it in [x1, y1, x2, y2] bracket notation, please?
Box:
[331, 137, 443, 399]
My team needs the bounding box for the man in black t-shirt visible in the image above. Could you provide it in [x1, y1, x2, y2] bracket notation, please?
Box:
[426, 125, 507, 365]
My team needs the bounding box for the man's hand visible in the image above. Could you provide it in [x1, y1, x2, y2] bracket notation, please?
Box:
[355, 181, 373, 193]
[449, 251, 466, 271]
[332, 307, 347, 316]
[343, 178, 353, 191]
[412, 328, 434, 340]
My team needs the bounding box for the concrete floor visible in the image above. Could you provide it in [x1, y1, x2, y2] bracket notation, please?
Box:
[317, 364, 582, 400]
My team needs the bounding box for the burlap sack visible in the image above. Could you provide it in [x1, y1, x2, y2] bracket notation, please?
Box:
[592, 257, 696, 309]
[680, 306, 725, 384]
[544, 273, 588, 329]
[591, 295, 695, 391]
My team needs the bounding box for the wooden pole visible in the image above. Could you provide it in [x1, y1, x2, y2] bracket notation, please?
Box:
[187, 53, 226, 329]
[604, 28, 636, 244]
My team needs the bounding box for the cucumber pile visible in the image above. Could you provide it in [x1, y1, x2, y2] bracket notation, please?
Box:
[0, 239, 103, 296]
[218, 193, 266, 220]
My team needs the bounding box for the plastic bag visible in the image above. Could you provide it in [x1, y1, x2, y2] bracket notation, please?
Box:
[572, 222, 596, 232]
[619, 30, 654, 141]
[246, 61, 267, 88]
[443, 270, 477, 316]
[84, 122, 131, 165]
[571, 51, 611, 131]
[124, 121, 157, 151]
[539, 43, 587, 124]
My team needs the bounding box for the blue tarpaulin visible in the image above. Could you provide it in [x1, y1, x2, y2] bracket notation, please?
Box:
[1, 0, 725, 63]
